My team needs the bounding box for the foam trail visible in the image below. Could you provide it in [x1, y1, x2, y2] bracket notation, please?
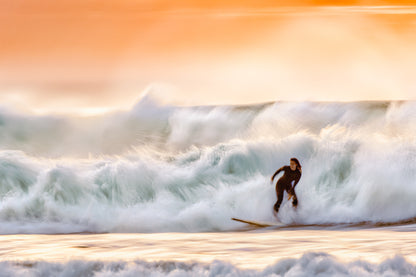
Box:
[0, 100, 416, 233]
[0, 253, 415, 277]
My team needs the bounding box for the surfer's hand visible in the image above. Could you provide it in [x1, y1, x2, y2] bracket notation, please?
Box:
[292, 197, 298, 207]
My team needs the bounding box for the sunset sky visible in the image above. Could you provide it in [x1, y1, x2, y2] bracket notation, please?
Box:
[1, 0, 416, 114]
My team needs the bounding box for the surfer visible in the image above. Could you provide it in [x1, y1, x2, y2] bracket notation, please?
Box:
[271, 158, 302, 214]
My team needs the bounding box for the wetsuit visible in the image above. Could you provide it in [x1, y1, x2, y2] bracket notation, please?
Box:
[271, 166, 301, 213]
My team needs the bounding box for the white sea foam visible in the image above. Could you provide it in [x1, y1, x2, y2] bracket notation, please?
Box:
[0, 253, 415, 277]
[0, 99, 415, 233]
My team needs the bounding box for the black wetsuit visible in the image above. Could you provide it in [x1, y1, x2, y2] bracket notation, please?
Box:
[271, 166, 301, 212]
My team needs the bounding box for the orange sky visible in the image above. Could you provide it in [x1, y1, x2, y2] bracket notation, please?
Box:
[1, 1, 416, 114]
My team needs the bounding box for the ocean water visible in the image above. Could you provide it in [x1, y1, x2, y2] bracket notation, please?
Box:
[1, 97, 416, 276]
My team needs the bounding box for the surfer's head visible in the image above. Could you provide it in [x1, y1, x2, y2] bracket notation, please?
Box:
[290, 158, 301, 171]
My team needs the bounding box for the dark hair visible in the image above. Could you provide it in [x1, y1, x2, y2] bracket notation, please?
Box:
[290, 158, 301, 171]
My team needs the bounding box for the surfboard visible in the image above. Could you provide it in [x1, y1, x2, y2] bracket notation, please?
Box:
[231, 217, 285, 227]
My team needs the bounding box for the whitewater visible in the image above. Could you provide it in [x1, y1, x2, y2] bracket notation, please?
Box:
[1, 253, 416, 277]
[1, 97, 415, 233]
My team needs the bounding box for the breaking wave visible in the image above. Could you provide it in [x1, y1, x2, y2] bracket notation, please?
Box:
[0, 97, 416, 233]
[1, 253, 415, 277]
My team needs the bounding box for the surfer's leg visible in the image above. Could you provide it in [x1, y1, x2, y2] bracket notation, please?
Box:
[274, 183, 284, 213]
[287, 184, 298, 207]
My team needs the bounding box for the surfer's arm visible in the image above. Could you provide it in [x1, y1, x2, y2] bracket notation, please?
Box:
[289, 173, 301, 192]
[271, 167, 284, 182]
[293, 175, 301, 187]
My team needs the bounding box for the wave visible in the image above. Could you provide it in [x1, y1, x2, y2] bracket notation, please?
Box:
[1, 253, 415, 277]
[2, 95, 412, 158]
[0, 99, 416, 233]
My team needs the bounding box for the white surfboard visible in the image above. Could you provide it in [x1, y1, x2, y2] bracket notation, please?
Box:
[231, 217, 285, 227]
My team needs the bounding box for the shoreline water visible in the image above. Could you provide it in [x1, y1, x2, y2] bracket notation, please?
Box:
[1, 226, 416, 268]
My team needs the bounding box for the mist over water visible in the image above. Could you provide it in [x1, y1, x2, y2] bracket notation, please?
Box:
[2, 6, 416, 112]
[0, 97, 415, 234]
